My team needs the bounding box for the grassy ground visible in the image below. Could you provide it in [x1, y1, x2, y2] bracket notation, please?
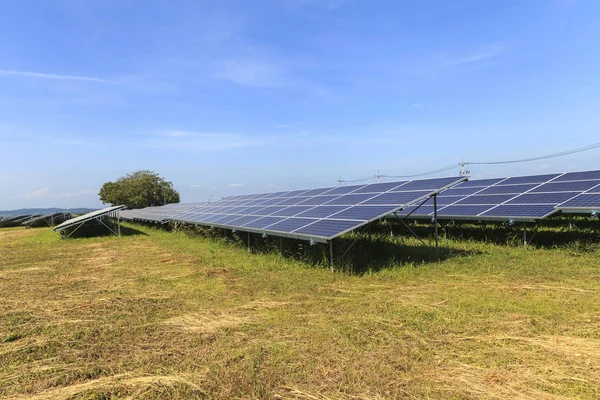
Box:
[1, 223, 600, 399]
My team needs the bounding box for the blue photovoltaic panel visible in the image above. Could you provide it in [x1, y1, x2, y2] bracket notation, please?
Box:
[168, 176, 466, 241]
[275, 197, 306, 206]
[243, 216, 284, 229]
[284, 189, 311, 197]
[202, 214, 226, 223]
[329, 205, 399, 221]
[227, 215, 261, 226]
[363, 191, 432, 205]
[439, 187, 484, 196]
[477, 184, 538, 195]
[506, 192, 576, 204]
[266, 217, 319, 233]
[294, 219, 361, 237]
[434, 196, 465, 205]
[456, 178, 505, 188]
[213, 214, 249, 225]
[481, 204, 556, 218]
[353, 181, 407, 194]
[399, 177, 465, 190]
[296, 206, 348, 218]
[236, 206, 265, 215]
[555, 170, 600, 182]
[271, 206, 313, 217]
[500, 174, 560, 185]
[326, 194, 376, 205]
[297, 195, 340, 206]
[558, 193, 600, 208]
[325, 185, 365, 195]
[397, 169, 600, 221]
[251, 206, 286, 216]
[435, 205, 493, 216]
[301, 188, 335, 196]
[455, 195, 515, 205]
[118, 202, 206, 223]
[530, 181, 600, 193]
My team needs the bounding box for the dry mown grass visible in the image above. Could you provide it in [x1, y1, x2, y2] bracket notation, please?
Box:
[1, 224, 600, 399]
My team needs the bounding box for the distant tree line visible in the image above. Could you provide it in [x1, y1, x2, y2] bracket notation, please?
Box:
[99, 170, 180, 209]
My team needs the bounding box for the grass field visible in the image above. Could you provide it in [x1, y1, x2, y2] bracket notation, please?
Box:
[1, 223, 600, 399]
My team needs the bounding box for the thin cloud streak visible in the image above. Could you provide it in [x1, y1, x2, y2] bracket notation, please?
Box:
[444, 46, 507, 65]
[153, 131, 259, 152]
[0, 69, 117, 84]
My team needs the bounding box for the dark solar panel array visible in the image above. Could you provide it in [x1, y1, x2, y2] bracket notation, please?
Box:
[0, 214, 34, 228]
[21, 212, 72, 227]
[396, 170, 600, 221]
[171, 177, 466, 242]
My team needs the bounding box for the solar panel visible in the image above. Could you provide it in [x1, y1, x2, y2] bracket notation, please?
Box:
[395, 170, 600, 222]
[170, 176, 466, 242]
[555, 174, 600, 213]
[118, 202, 206, 223]
[54, 205, 125, 232]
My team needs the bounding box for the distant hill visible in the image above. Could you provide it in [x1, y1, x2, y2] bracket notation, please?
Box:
[0, 208, 96, 218]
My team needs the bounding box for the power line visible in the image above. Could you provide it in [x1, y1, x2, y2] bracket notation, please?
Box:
[337, 141, 600, 184]
[465, 142, 600, 165]
[381, 163, 461, 179]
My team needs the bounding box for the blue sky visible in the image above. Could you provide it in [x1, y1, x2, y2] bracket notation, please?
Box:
[1, 0, 599, 209]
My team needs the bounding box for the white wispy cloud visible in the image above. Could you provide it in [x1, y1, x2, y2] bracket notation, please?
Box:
[23, 188, 50, 199]
[214, 56, 331, 97]
[228, 183, 243, 188]
[0, 69, 117, 84]
[444, 46, 507, 66]
[215, 58, 286, 88]
[154, 131, 259, 152]
[283, 0, 347, 11]
[411, 103, 424, 108]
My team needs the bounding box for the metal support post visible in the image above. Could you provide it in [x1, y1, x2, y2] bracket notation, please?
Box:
[434, 194, 439, 259]
[523, 223, 527, 247]
[329, 240, 334, 272]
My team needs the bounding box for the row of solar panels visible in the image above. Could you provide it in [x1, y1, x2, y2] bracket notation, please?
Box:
[121, 176, 466, 242]
[0, 212, 74, 228]
[0, 214, 36, 227]
[115, 170, 600, 243]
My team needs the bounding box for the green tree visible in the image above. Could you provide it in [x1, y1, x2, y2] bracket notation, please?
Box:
[99, 170, 180, 209]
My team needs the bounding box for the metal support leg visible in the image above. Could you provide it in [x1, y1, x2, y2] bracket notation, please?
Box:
[434, 194, 439, 259]
[523, 223, 527, 247]
[329, 240, 334, 272]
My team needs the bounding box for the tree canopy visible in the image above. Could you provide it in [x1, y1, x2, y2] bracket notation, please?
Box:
[99, 170, 180, 209]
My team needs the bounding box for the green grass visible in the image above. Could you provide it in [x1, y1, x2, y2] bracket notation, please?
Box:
[1, 223, 600, 399]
